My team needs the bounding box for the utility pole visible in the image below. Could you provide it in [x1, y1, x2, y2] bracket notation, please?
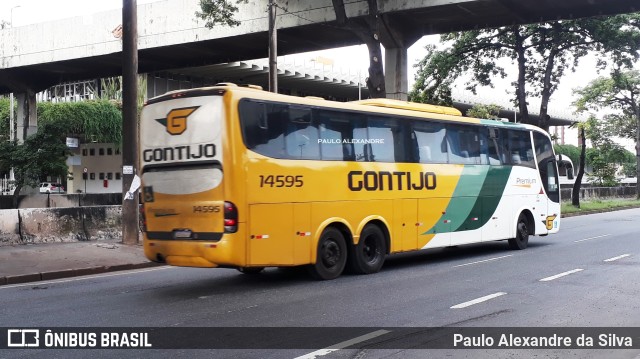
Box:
[8, 5, 20, 185]
[9, 93, 14, 183]
[268, 0, 277, 93]
[122, 0, 139, 244]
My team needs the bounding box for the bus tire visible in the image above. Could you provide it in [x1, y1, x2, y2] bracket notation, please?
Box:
[237, 267, 264, 275]
[308, 227, 347, 280]
[508, 213, 529, 250]
[348, 224, 386, 274]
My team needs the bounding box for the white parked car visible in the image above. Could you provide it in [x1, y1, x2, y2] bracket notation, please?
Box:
[39, 182, 65, 194]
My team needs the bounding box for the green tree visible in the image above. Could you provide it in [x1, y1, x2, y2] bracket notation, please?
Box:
[574, 69, 640, 198]
[196, 0, 248, 27]
[410, 14, 640, 132]
[466, 104, 503, 120]
[196, 0, 388, 98]
[0, 98, 11, 177]
[0, 121, 71, 208]
[621, 161, 637, 178]
[1, 100, 123, 203]
[581, 116, 629, 187]
[554, 143, 581, 170]
[0, 97, 10, 142]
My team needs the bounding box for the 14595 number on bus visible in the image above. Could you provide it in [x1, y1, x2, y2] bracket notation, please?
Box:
[259, 175, 303, 188]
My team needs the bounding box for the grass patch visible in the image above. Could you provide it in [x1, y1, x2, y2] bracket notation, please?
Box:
[562, 198, 640, 214]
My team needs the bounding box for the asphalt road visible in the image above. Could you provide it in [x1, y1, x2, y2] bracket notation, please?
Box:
[1, 208, 639, 359]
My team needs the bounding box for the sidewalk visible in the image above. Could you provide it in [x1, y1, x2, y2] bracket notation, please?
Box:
[0, 241, 159, 286]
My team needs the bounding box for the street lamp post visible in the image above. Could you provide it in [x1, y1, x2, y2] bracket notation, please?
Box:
[10, 5, 21, 27]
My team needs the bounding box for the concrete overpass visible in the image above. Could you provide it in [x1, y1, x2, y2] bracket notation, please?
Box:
[2, 0, 639, 96]
[1, 0, 638, 140]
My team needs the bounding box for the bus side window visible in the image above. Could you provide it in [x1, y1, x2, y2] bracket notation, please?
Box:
[316, 109, 357, 161]
[285, 106, 319, 160]
[412, 121, 447, 164]
[240, 100, 287, 159]
[353, 121, 369, 162]
[508, 130, 535, 168]
[487, 127, 504, 165]
[366, 117, 398, 163]
[533, 131, 560, 203]
[447, 125, 482, 164]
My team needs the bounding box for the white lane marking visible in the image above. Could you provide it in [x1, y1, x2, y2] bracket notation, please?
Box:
[0, 266, 170, 290]
[604, 254, 631, 262]
[450, 292, 507, 309]
[294, 330, 390, 359]
[574, 234, 611, 243]
[453, 255, 513, 268]
[539, 268, 583, 282]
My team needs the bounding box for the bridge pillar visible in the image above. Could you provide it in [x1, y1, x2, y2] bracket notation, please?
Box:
[379, 16, 420, 101]
[384, 46, 409, 101]
[16, 90, 38, 143]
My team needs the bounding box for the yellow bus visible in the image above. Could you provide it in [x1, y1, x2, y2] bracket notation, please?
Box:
[139, 83, 560, 280]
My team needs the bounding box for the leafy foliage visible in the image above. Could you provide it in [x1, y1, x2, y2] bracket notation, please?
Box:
[0, 97, 11, 143]
[410, 14, 640, 131]
[582, 116, 631, 186]
[0, 120, 71, 207]
[1, 99, 123, 146]
[196, 0, 388, 98]
[37, 101, 122, 146]
[574, 69, 640, 196]
[196, 0, 248, 28]
[621, 161, 637, 178]
[0, 100, 123, 206]
[466, 104, 503, 120]
[554, 144, 581, 169]
[574, 69, 640, 139]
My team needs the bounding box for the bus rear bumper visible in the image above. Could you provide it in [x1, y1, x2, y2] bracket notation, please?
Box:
[164, 255, 218, 268]
[143, 227, 245, 268]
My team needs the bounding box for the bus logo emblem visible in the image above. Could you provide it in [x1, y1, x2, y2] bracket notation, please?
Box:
[155, 107, 199, 135]
[544, 214, 557, 230]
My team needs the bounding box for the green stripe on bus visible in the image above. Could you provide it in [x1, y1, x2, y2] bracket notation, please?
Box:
[457, 166, 512, 232]
[422, 165, 487, 235]
[421, 165, 512, 235]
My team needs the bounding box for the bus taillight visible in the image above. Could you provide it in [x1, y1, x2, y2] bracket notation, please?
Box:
[224, 201, 238, 233]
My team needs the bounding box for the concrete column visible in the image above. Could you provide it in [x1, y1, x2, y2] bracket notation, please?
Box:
[16, 90, 38, 143]
[384, 46, 409, 101]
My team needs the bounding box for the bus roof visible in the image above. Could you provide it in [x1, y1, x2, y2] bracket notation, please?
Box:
[145, 83, 542, 133]
[351, 98, 462, 116]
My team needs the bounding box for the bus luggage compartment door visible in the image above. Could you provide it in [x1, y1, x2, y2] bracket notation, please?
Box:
[248, 203, 294, 266]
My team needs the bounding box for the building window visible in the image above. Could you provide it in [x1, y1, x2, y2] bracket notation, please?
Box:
[115, 173, 121, 180]
[99, 148, 105, 156]
[90, 173, 95, 180]
[89, 148, 95, 156]
[107, 172, 113, 180]
[99, 172, 105, 180]
[82, 149, 88, 156]
[107, 148, 113, 156]
[115, 148, 121, 155]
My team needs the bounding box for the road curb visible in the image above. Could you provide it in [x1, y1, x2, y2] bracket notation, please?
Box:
[561, 204, 640, 218]
[2, 261, 163, 286]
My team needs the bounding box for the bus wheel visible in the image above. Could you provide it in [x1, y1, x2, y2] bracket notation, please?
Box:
[237, 267, 264, 275]
[349, 224, 386, 274]
[508, 213, 529, 250]
[308, 227, 347, 280]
